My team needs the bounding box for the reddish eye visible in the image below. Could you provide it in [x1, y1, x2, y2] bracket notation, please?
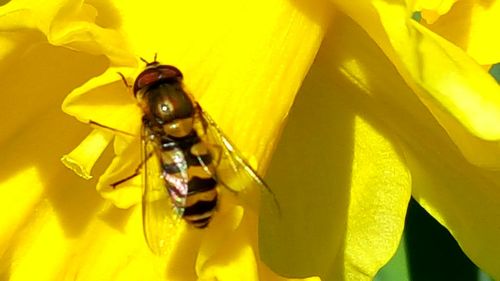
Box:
[157, 65, 183, 80]
[133, 65, 183, 95]
[136, 72, 160, 91]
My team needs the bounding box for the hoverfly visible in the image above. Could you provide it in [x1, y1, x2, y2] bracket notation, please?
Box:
[114, 56, 277, 255]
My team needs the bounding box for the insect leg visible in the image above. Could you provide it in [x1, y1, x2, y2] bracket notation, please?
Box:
[110, 171, 140, 188]
[109, 151, 154, 188]
[89, 120, 136, 138]
[117, 72, 132, 89]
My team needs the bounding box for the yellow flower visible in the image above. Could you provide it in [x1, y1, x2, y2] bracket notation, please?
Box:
[0, 0, 499, 281]
[0, 0, 326, 280]
[261, 0, 500, 280]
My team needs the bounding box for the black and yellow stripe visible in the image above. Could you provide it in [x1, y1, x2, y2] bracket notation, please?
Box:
[160, 131, 218, 228]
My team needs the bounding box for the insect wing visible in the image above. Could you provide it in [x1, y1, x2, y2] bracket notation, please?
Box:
[142, 125, 185, 255]
[197, 108, 279, 215]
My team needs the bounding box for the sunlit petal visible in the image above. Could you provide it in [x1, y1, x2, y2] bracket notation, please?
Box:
[261, 13, 412, 280]
[62, 67, 142, 134]
[0, 109, 104, 280]
[318, 4, 500, 278]
[413, 0, 458, 24]
[406, 142, 500, 280]
[330, 0, 500, 171]
[418, 0, 500, 65]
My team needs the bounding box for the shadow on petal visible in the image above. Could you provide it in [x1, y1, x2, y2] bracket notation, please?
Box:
[260, 42, 355, 278]
[88, 0, 123, 29]
[261, 11, 417, 280]
[0, 39, 109, 238]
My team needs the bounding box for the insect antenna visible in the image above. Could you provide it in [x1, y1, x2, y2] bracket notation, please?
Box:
[140, 53, 159, 66]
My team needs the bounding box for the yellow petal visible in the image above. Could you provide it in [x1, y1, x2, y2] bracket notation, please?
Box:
[330, 0, 500, 168]
[408, 21, 500, 167]
[197, 195, 254, 281]
[62, 66, 142, 135]
[49, 18, 137, 66]
[418, 0, 500, 65]
[413, 0, 458, 24]
[0, 0, 136, 65]
[64, 205, 169, 281]
[0, 0, 71, 31]
[199, 193, 321, 281]
[410, 20, 500, 137]
[0, 110, 104, 280]
[407, 147, 500, 280]
[61, 129, 114, 179]
[0, 21, 115, 280]
[0, 167, 44, 258]
[261, 13, 411, 280]
[342, 117, 411, 280]
[0, 42, 107, 149]
[321, 5, 500, 278]
[97, 137, 142, 209]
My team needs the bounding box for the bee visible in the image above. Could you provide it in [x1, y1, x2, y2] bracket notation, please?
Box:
[120, 56, 277, 255]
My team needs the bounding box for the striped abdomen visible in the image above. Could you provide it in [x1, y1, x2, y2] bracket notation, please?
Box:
[160, 131, 218, 228]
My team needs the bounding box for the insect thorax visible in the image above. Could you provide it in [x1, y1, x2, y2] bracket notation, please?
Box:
[138, 80, 195, 131]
